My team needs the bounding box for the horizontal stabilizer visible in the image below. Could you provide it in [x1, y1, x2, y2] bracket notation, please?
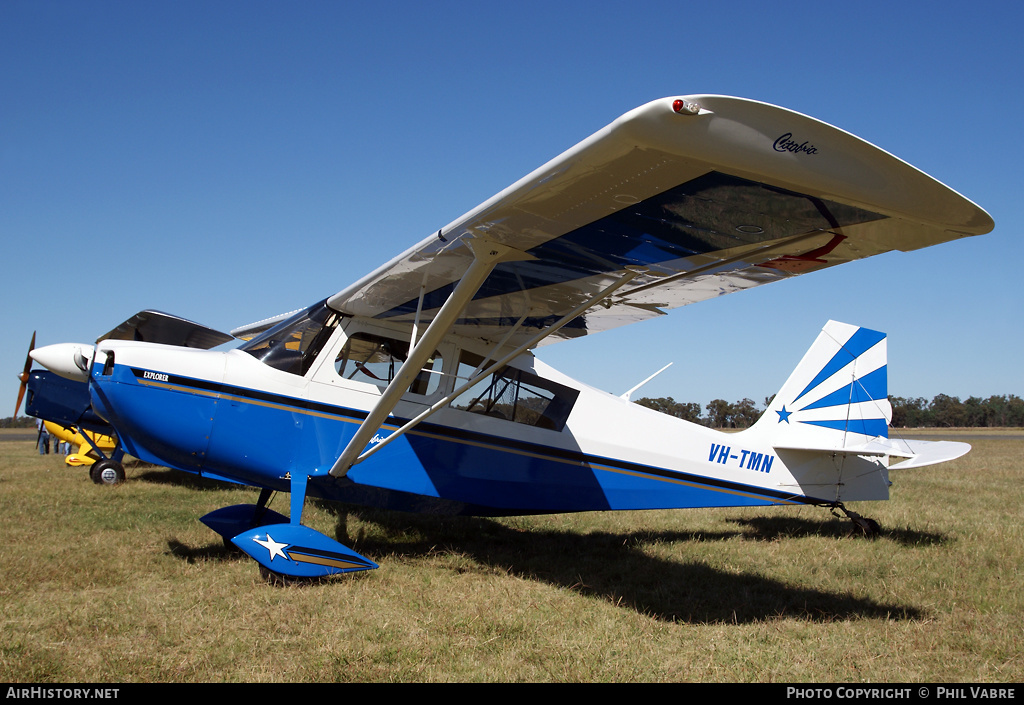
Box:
[886, 439, 971, 469]
[774, 435, 971, 469]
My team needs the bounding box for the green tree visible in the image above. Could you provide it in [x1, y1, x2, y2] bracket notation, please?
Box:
[634, 397, 703, 424]
[963, 396, 987, 427]
[890, 396, 929, 427]
[705, 399, 732, 428]
[731, 398, 761, 428]
[930, 394, 965, 428]
[1006, 395, 1024, 426]
[983, 395, 1009, 427]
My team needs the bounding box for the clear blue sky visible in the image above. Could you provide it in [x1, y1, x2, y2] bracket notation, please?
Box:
[3, 0, 1022, 416]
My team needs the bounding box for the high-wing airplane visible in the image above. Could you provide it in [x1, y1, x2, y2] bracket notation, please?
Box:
[26, 96, 993, 582]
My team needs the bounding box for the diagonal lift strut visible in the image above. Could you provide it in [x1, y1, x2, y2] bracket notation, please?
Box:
[329, 237, 532, 478]
[328, 234, 647, 478]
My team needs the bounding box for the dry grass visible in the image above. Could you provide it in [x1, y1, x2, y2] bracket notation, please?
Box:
[1, 429, 1021, 682]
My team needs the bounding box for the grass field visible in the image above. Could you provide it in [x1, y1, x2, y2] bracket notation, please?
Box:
[1, 428, 1021, 682]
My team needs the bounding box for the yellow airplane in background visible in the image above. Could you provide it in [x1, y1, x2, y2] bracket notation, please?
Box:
[43, 421, 118, 468]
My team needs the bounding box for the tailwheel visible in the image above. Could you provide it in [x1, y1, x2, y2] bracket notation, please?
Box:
[831, 502, 881, 538]
[89, 458, 125, 485]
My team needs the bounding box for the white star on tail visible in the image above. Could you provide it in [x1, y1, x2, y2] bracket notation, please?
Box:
[253, 534, 290, 562]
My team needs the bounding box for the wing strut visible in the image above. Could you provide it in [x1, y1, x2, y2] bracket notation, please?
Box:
[329, 237, 533, 478]
[617, 230, 829, 299]
[348, 266, 648, 467]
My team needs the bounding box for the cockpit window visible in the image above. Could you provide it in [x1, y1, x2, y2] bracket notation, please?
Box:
[451, 350, 578, 431]
[239, 299, 342, 376]
[335, 331, 443, 396]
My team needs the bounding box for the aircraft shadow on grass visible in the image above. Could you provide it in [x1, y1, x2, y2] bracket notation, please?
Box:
[164, 492, 935, 624]
[136, 466, 256, 492]
[726, 515, 948, 547]
[329, 505, 930, 624]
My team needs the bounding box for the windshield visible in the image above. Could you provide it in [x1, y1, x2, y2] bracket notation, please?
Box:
[239, 299, 342, 376]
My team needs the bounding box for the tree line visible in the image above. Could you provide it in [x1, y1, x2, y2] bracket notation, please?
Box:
[889, 394, 1024, 428]
[4, 392, 1022, 430]
[1, 416, 38, 429]
[635, 394, 1024, 429]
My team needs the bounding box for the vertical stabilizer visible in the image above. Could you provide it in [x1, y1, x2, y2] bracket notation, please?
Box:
[750, 321, 891, 451]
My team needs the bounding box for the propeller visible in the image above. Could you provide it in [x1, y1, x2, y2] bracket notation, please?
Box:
[15, 331, 36, 418]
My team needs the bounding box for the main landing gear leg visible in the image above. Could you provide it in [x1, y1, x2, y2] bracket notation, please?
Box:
[831, 502, 881, 538]
[254, 487, 274, 522]
[204, 474, 378, 583]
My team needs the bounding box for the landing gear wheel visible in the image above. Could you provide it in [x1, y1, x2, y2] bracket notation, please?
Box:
[831, 502, 881, 538]
[89, 459, 125, 485]
[849, 514, 881, 538]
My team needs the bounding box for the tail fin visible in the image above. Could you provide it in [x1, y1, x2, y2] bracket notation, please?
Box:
[750, 320, 891, 451]
[748, 320, 970, 470]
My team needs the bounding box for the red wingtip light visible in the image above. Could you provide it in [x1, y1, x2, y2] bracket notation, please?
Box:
[672, 99, 700, 115]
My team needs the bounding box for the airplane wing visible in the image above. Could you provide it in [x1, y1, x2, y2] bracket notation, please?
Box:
[98, 310, 235, 349]
[230, 310, 304, 341]
[328, 95, 993, 349]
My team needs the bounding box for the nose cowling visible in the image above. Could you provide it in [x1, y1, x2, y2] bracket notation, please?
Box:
[29, 343, 94, 382]
[88, 341, 225, 473]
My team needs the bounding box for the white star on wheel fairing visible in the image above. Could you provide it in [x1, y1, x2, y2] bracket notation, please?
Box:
[252, 534, 290, 562]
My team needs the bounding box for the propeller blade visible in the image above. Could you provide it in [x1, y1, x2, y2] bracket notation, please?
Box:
[15, 331, 35, 418]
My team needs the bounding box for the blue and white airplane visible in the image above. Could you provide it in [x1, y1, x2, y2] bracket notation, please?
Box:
[27, 96, 993, 582]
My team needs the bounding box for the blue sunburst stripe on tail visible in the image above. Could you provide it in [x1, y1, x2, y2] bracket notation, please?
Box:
[799, 417, 889, 437]
[794, 328, 886, 404]
[800, 366, 887, 411]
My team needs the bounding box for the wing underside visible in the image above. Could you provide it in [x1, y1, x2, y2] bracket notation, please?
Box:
[328, 95, 993, 348]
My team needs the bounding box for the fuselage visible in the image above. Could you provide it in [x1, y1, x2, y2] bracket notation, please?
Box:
[85, 302, 889, 515]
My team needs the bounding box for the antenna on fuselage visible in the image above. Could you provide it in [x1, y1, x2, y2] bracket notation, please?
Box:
[620, 362, 673, 401]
